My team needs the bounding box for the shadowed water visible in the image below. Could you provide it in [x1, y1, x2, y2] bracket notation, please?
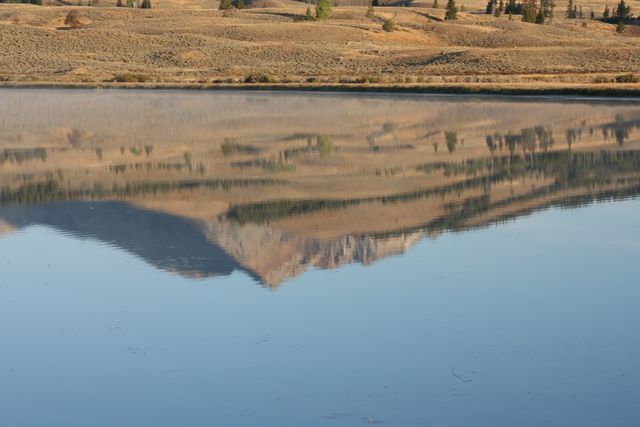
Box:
[0, 90, 639, 426]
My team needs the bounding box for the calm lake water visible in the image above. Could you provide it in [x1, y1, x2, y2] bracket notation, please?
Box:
[1, 90, 639, 426]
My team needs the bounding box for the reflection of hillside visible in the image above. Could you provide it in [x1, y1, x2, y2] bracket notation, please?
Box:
[2, 149, 639, 287]
[226, 150, 640, 224]
[0, 201, 246, 280]
[1, 91, 640, 286]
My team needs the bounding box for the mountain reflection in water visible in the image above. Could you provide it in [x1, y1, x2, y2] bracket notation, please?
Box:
[1, 90, 640, 286]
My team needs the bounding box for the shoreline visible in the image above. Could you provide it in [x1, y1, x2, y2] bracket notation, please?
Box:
[2, 82, 640, 98]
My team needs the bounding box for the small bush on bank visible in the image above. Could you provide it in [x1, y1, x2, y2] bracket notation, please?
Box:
[305, 7, 315, 20]
[592, 76, 613, 83]
[244, 73, 272, 83]
[112, 73, 152, 83]
[315, 0, 332, 20]
[615, 74, 638, 83]
[366, 3, 375, 19]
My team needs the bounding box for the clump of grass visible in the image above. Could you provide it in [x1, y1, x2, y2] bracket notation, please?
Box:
[112, 73, 152, 83]
[262, 161, 295, 172]
[221, 139, 258, 156]
[316, 135, 333, 156]
[244, 73, 272, 83]
[615, 74, 638, 83]
[592, 75, 613, 84]
[366, 3, 375, 19]
[222, 8, 239, 17]
[64, 10, 83, 29]
[382, 18, 396, 32]
[353, 75, 381, 84]
[183, 151, 192, 166]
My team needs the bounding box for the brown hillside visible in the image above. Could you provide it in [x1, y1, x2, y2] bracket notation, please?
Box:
[1, 3, 639, 86]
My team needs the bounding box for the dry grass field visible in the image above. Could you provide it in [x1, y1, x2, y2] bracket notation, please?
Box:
[1, 1, 639, 90]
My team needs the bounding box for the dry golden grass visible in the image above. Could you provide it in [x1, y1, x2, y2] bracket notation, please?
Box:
[1, 2, 639, 88]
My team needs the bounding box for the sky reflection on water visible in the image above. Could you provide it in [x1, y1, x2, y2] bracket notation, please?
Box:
[1, 199, 639, 426]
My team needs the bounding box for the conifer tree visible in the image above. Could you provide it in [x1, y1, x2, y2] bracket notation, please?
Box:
[521, 0, 537, 22]
[566, 0, 575, 17]
[540, 0, 554, 17]
[615, 0, 630, 20]
[445, 0, 458, 19]
[486, 0, 495, 14]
